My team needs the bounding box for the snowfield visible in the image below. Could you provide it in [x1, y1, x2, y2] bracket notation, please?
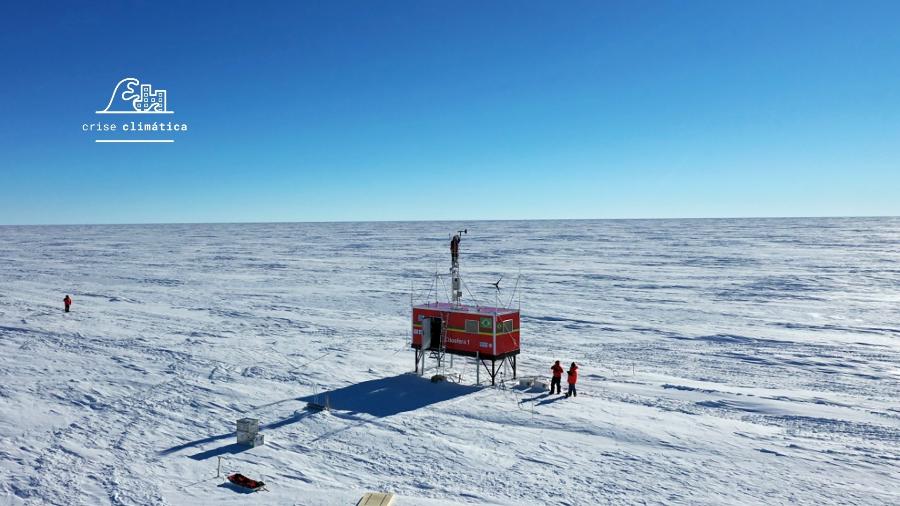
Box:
[1, 218, 898, 505]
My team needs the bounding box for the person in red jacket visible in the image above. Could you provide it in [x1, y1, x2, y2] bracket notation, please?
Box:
[565, 362, 578, 398]
[63, 295, 72, 313]
[550, 360, 564, 394]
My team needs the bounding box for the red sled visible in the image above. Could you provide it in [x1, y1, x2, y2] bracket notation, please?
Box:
[227, 473, 266, 491]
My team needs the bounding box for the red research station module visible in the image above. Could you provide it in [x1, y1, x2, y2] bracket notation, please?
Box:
[410, 230, 520, 385]
[411, 302, 520, 358]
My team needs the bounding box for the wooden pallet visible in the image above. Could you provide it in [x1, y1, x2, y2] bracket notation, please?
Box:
[357, 492, 396, 506]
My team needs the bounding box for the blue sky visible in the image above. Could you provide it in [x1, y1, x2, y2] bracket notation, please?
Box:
[1, 1, 898, 224]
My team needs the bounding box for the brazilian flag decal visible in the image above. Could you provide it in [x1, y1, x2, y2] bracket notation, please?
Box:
[480, 317, 492, 329]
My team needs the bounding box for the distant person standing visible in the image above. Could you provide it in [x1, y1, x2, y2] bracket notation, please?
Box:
[565, 362, 578, 398]
[550, 360, 564, 394]
[63, 295, 72, 313]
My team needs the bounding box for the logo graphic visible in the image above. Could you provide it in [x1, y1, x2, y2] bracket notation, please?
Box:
[96, 77, 172, 114]
[480, 317, 492, 329]
[83, 76, 188, 143]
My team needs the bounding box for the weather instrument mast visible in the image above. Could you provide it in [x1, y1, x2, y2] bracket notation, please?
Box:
[450, 229, 466, 306]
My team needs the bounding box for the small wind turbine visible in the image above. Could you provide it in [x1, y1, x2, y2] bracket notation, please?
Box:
[491, 276, 503, 307]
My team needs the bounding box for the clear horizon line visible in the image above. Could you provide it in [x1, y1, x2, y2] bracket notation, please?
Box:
[94, 139, 174, 143]
[0, 215, 896, 227]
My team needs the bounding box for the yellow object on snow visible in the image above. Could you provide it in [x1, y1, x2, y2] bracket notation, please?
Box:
[357, 492, 396, 506]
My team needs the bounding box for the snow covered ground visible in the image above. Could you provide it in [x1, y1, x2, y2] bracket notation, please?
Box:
[0, 218, 898, 505]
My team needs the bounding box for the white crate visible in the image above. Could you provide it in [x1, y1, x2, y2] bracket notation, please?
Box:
[250, 434, 265, 447]
[237, 430, 256, 444]
[236, 418, 259, 433]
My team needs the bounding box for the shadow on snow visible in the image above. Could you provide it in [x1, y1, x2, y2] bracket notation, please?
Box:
[217, 482, 259, 494]
[298, 373, 479, 418]
[188, 442, 252, 461]
[536, 395, 567, 406]
[159, 374, 477, 459]
[159, 410, 313, 459]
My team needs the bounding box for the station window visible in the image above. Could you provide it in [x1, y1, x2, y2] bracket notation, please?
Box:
[501, 320, 513, 333]
[465, 320, 479, 333]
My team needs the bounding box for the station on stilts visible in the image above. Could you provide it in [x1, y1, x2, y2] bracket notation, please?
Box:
[411, 230, 521, 385]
